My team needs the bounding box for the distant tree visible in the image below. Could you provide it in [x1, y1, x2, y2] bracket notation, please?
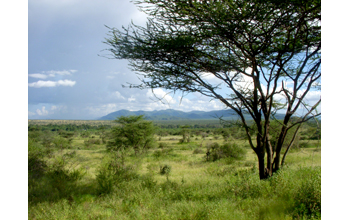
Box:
[180, 125, 191, 143]
[105, 0, 321, 179]
[107, 115, 156, 155]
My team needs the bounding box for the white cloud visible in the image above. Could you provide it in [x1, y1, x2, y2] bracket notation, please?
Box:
[147, 88, 176, 105]
[300, 90, 321, 103]
[128, 95, 136, 102]
[51, 105, 57, 111]
[28, 73, 48, 79]
[36, 106, 48, 116]
[175, 95, 225, 111]
[46, 70, 73, 76]
[28, 69, 77, 79]
[86, 104, 118, 117]
[29, 80, 56, 88]
[201, 72, 224, 85]
[28, 79, 76, 88]
[114, 91, 125, 100]
[28, 111, 36, 116]
[57, 79, 76, 86]
[233, 71, 255, 92]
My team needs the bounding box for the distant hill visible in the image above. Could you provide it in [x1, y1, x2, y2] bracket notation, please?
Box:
[99, 109, 285, 121]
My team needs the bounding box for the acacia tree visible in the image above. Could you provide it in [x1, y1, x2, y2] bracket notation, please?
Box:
[108, 115, 156, 155]
[104, 0, 321, 179]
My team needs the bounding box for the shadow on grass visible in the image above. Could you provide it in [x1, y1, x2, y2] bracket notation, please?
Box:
[28, 172, 99, 205]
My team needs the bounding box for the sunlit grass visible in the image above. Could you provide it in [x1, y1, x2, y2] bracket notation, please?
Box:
[29, 131, 321, 220]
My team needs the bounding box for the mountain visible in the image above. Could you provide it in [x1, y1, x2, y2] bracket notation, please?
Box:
[99, 109, 285, 121]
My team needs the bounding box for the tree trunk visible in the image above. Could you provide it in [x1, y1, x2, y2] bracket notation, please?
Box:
[273, 152, 281, 172]
[265, 140, 273, 177]
[257, 153, 268, 180]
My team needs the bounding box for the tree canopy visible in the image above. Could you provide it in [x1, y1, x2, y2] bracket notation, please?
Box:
[107, 115, 156, 155]
[105, 0, 321, 179]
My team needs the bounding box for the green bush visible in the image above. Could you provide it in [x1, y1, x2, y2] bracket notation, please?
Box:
[28, 139, 47, 178]
[52, 136, 71, 150]
[139, 174, 158, 190]
[158, 142, 167, 149]
[207, 142, 247, 162]
[96, 155, 139, 194]
[299, 142, 318, 148]
[292, 167, 321, 219]
[160, 164, 171, 175]
[108, 115, 156, 154]
[160, 164, 171, 181]
[84, 137, 102, 147]
[96, 164, 115, 194]
[153, 148, 174, 159]
[46, 158, 86, 196]
[193, 148, 204, 154]
[80, 130, 90, 138]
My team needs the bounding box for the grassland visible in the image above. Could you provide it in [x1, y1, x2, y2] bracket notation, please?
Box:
[28, 120, 321, 220]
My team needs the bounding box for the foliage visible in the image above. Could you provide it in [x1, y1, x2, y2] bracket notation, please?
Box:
[28, 139, 48, 178]
[105, 0, 321, 179]
[46, 158, 86, 195]
[107, 115, 156, 154]
[159, 164, 171, 181]
[96, 152, 139, 194]
[84, 137, 102, 148]
[179, 125, 191, 143]
[28, 120, 321, 219]
[291, 167, 321, 218]
[52, 136, 71, 150]
[193, 148, 204, 154]
[207, 142, 247, 162]
[158, 142, 167, 149]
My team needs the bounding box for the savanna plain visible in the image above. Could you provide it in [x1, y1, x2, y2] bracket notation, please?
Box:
[28, 119, 320, 220]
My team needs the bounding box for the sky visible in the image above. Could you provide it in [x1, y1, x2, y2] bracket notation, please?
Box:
[28, 0, 226, 120]
[27, 0, 323, 120]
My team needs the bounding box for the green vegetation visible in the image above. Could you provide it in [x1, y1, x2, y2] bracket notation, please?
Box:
[107, 115, 156, 154]
[28, 118, 320, 219]
[105, 0, 321, 179]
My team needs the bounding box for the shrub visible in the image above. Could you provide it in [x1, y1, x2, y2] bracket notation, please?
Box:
[108, 115, 156, 155]
[207, 142, 247, 162]
[28, 139, 47, 178]
[80, 131, 90, 138]
[96, 154, 138, 194]
[291, 167, 321, 219]
[84, 138, 102, 147]
[153, 148, 174, 159]
[52, 136, 71, 150]
[159, 164, 171, 181]
[193, 148, 204, 154]
[153, 150, 163, 158]
[139, 174, 157, 190]
[46, 158, 86, 196]
[299, 142, 318, 148]
[158, 142, 167, 149]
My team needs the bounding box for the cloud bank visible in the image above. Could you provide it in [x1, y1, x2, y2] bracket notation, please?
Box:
[28, 79, 76, 88]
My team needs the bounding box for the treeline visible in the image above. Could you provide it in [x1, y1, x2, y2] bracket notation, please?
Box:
[28, 123, 112, 132]
[28, 121, 320, 152]
[28, 118, 320, 141]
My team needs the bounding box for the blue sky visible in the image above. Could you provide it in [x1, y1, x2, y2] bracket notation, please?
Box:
[27, 0, 228, 119]
[26, 0, 324, 120]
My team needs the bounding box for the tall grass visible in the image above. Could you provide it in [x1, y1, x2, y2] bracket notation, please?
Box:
[29, 130, 321, 220]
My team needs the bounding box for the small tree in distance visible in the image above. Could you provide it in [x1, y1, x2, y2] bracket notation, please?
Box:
[107, 115, 156, 155]
[104, 0, 321, 179]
